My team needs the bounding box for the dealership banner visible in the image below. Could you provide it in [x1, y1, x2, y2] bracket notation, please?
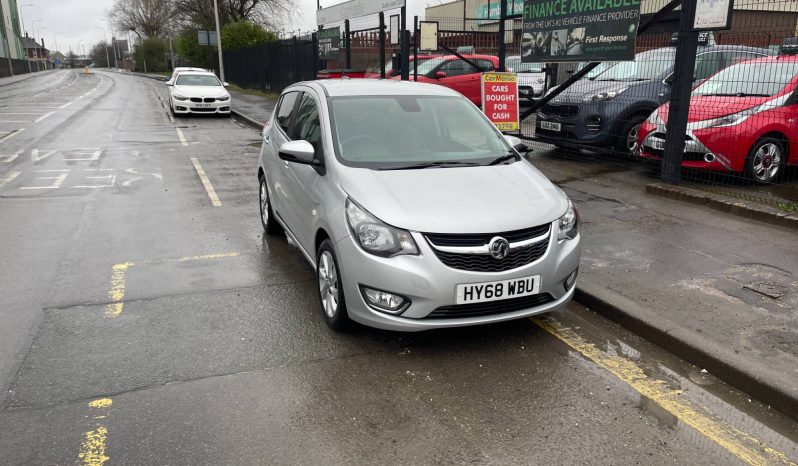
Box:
[521, 0, 641, 63]
[318, 27, 341, 59]
[481, 72, 519, 132]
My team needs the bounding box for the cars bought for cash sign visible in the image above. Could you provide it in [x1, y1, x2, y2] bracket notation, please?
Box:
[521, 0, 641, 63]
[481, 72, 519, 132]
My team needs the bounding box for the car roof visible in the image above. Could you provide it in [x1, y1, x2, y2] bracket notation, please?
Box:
[295, 79, 464, 98]
[176, 71, 217, 77]
[734, 54, 798, 64]
[637, 44, 772, 57]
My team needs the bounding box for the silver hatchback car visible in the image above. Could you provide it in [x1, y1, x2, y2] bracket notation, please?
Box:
[257, 79, 580, 331]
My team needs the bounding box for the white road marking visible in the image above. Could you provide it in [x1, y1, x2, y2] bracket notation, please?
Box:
[0, 171, 21, 189]
[176, 128, 188, 146]
[34, 112, 55, 123]
[190, 157, 222, 207]
[59, 101, 74, 109]
[64, 148, 103, 161]
[19, 172, 68, 190]
[0, 129, 23, 144]
[0, 151, 23, 163]
[31, 149, 57, 162]
[73, 171, 117, 189]
[0, 120, 32, 123]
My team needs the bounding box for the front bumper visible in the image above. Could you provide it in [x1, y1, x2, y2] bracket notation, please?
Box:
[173, 99, 232, 114]
[334, 222, 581, 331]
[535, 100, 627, 147]
[638, 121, 744, 173]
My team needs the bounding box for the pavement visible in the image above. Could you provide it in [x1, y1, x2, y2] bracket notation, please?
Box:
[0, 69, 56, 87]
[0, 70, 796, 464]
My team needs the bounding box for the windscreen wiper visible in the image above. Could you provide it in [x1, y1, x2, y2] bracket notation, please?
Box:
[378, 160, 482, 170]
[487, 153, 520, 165]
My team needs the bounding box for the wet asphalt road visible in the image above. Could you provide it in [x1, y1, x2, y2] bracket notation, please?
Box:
[0, 70, 796, 465]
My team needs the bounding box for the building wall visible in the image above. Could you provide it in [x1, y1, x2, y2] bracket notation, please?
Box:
[0, 0, 22, 59]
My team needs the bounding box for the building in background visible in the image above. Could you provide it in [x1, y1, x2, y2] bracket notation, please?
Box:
[0, 0, 24, 59]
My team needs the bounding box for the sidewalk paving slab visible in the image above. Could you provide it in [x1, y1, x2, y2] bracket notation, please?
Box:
[195, 87, 798, 422]
[0, 69, 56, 87]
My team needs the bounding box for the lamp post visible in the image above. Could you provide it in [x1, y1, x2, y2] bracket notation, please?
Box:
[18, 4, 34, 72]
[129, 29, 146, 73]
[95, 26, 110, 68]
[212, 0, 225, 82]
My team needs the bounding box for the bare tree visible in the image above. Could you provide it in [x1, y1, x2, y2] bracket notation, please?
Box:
[172, 0, 290, 31]
[110, 0, 172, 37]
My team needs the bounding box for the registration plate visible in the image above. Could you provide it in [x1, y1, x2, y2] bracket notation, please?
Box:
[195, 103, 212, 108]
[540, 120, 561, 132]
[455, 275, 541, 305]
[650, 139, 665, 150]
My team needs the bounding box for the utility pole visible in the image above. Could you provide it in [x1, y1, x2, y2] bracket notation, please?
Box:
[212, 0, 225, 82]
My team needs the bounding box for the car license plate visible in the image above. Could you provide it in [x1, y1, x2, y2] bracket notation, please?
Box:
[540, 121, 561, 132]
[455, 275, 541, 305]
[651, 139, 665, 150]
[195, 103, 212, 108]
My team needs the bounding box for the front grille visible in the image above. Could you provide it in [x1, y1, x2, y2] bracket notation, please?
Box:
[433, 241, 548, 272]
[190, 97, 203, 103]
[191, 107, 216, 112]
[540, 103, 579, 118]
[426, 224, 550, 247]
[203, 97, 216, 103]
[425, 293, 555, 319]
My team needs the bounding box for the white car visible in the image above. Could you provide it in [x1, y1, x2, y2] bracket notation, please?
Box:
[506, 56, 546, 101]
[167, 67, 208, 82]
[166, 71, 232, 116]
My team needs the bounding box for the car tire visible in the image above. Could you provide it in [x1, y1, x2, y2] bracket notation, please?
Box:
[615, 115, 646, 156]
[169, 100, 176, 117]
[259, 176, 283, 235]
[745, 137, 786, 185]
[316, 239, 351, 331]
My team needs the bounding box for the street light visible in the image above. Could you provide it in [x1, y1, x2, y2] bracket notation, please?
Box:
[17, 4, 34, 72]
[129, 29, 147, 73]
[212, 0, 225, 82]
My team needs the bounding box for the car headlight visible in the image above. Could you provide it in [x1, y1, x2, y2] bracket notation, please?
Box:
[345, 198, 419, 257]
[557, 201, 579, 240]
[647, 109, 665, 125]
[583, 87, 627, 103]
[703, 105, 759, 128]
[173, 95, 188, 101]
[217, 95, 230, 102]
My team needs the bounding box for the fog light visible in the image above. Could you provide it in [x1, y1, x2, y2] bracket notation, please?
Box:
[361, 286, 409, 314]
[564, 268, 578, 291]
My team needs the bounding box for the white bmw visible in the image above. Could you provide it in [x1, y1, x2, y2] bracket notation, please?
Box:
[166, 71, 232, 116]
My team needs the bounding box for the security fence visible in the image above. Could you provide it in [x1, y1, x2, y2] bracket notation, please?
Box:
[0, 58, 50, 78]
[221, 0, 798, 209]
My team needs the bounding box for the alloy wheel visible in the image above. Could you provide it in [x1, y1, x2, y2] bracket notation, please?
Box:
[317, 251, 339, 318]
[259, 180, 269, 225]
[752, 142, 782, 182]
[626, 123, 641, 153]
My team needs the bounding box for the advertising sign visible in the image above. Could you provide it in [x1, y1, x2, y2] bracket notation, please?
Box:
[694, 0, 733, 31]
[476, 0, 524, 24]
[521, 0, 641, 63]
[481, 72, 519, 132]
[197, 31, 218, 46]
[318, 27, 341, 59]
[317, 0, 405, 25]
[419, 21, 438, 51]
[390, 14, 400, 45]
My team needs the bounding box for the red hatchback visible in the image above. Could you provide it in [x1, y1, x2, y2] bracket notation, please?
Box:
[638, 55, 798, 184]
[394, 54, 500, 106]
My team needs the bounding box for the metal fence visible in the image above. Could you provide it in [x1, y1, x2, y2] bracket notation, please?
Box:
[0, 58, 50, 78]
[221, 0, 798, 209]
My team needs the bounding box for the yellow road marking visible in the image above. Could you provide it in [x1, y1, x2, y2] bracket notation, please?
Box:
[531, 316, 797, 466]
[176, 127, 188, 146]
[190, 157, 222, 207]
[103, 252, 239, 317]
[105, 262, 133, 318]
[79, 398, 112, 466]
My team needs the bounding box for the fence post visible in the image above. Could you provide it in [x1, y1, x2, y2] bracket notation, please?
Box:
[498, 0, 507, 71]
[400, 6, 409, 80]
[413, 15, 418, 81]
[661, 0, 699, 184]
[344, 20, 351, 69]
[379, 12, 386, 79]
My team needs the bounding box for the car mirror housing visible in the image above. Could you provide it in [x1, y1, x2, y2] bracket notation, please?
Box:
[503, 134, 530, 153]
[278, 140, 320, 166]
[223, 82, 230, 87]
[165, 80, 173, 86]
[435, 71, 447, 79]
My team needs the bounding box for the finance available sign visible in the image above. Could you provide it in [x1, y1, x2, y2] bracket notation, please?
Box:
[481, 72, 519, 132]
[521, 0, 641, 63]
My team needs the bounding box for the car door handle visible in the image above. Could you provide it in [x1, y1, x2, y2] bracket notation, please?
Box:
[657, 93, 665, 97]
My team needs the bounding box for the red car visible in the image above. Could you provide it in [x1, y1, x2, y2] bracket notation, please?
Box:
[638, 54, 798, 184]
[393, 54, 500, 106]
[363, 54, 440, 79]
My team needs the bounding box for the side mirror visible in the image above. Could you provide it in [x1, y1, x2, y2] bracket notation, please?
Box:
[165, 80, 173, 86]
[223, 81, 230, 87]
[663, 73, 673, 85]
[435, 71, 447, 79]
[278, 140, 320, 166]
[504, 135, 530, 153]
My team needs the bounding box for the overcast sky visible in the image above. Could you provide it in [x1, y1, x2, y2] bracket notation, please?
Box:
[27, 0, 428, 54]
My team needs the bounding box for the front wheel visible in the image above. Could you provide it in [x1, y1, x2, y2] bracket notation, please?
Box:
[745, 137, 785, 185]
[317, 239, 351, 331]
[615, 115, 646, 156]
[259, 177, 282, 235]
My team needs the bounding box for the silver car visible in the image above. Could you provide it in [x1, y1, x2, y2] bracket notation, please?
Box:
[257, 79, 581, 331]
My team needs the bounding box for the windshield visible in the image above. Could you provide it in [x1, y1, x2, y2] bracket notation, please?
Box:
[693, 61, 798, 97]
[415, 58, 447, 75]
[329, 95, 510, 168]
[506, 58, 543, 73]
[176, 74, 221, 86]
[594, 51, 675, 81]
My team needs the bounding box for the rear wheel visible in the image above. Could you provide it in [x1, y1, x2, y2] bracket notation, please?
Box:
[259, 176, 282, 235]
[615, 115, 647, 156]
[317, 239, 351, 331]
[745, 137, 785, 185]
